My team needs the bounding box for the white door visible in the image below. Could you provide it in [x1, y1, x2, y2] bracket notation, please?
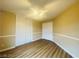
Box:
[42, 22, 53, 41]
[16, 16, 27, 46]
[25, 20, 33, 43]
[16, 16, 33, 46]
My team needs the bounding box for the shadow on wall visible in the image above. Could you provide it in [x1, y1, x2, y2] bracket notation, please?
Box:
[0, 10, 16, 51]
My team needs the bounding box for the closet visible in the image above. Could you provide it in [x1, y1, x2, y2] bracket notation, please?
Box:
[42, 21, 53, 41]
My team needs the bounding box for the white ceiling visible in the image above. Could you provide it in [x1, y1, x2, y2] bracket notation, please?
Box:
[1, 0, 77, 21]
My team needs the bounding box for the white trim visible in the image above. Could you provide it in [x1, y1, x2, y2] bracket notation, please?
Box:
[0, 46, 15, 52]
[54, 41, 77, 58]
[0, 35, 16, 38]
[33, 32, 42, 35]
[54, 33, 79, 58]
[55, 33, 79, 41]
[0, 38, 38, 53]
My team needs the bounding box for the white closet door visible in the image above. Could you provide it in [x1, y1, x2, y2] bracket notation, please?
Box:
[42, 22, 53, 41]
[16, 16, 26, 46]
[25, 20, 33, 43]
[16, 15, 33, 46]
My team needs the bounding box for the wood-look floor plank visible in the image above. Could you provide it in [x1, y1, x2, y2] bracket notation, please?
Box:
[0, 39, 72, 58]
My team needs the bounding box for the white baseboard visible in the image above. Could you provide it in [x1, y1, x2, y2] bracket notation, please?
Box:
[54, 33, 79, 58]
[0, 35, 16, 52]
[0, 46, 15, 52]
[0, 39, 41, 53]
[54, 41, 78, 58]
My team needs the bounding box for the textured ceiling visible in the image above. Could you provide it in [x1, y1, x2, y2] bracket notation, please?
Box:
[28, 0, 55, 8]
[1, 0, 77, 21]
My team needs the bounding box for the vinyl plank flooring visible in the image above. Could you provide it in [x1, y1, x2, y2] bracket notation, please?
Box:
[0, 39, 72, 58]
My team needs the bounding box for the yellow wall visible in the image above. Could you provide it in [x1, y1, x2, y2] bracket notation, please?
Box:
[0, 12, 2, 36]
[32, 20, 42, 34]
[2, 10, 16, 35]
[0, 10, 16, 50]
[32, 20, 42, 41]
[53, 1, 79, 57]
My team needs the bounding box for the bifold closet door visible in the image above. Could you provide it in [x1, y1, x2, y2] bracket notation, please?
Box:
[16, 16, 27, 46]
[42, 22, 53, 41]
[16, 16, 33, 46]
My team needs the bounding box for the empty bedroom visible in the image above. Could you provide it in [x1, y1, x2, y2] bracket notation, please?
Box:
[0, 0, 79, 58]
